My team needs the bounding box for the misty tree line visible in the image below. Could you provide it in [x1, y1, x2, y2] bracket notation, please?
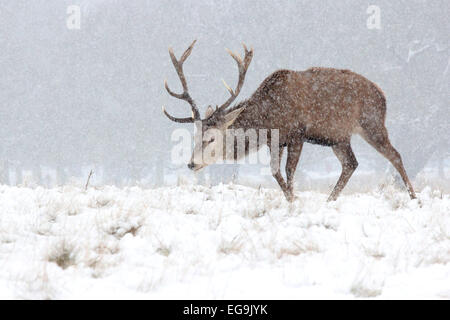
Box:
[0, 0, 448, 187]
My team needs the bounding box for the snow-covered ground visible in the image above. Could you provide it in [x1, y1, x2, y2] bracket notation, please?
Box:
[0, 183, 448, 299]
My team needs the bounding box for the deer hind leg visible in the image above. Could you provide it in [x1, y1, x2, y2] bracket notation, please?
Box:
[328, 142, 358, 201]
[285, 142, 303, 201]
[360, 126, 416, 199]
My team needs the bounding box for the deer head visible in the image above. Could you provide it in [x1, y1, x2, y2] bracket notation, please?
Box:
[162, 41, 253, 171]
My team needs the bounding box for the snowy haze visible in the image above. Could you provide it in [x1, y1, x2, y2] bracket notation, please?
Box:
[1, 0, 448, 189]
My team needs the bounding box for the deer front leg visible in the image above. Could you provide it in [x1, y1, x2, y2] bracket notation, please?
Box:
[328, 142, 358, 201]
[269, 144, 292, 201]
[285, 142, 303, 200]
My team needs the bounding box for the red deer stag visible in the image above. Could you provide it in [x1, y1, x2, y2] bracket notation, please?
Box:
[162, 41, 416, 202]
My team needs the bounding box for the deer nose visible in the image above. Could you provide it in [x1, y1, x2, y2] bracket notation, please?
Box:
[187, 163, 195, 170]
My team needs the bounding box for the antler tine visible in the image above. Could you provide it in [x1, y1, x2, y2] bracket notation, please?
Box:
[221, 79, 234, 96]
[218, 43, 253, 112]
[162, 106, 196, 124]
[163, 40, 201, 123]
[180, 40, 196, 63]
[242, 43, 253, 69]
[164, 79, 184, 100]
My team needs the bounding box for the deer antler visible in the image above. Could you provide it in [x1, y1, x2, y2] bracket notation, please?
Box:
[217, 43, 253, 113]
[162, 40, 201, 123]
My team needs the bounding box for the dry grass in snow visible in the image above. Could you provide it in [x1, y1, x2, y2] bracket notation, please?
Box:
[0, 183, 448, 299]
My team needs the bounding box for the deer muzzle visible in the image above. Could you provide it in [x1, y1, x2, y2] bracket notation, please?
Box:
[187, 162, 205, 172]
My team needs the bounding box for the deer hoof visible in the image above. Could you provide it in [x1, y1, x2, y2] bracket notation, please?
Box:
[285, 193, 296, 202]
[327, 195, 338, 202]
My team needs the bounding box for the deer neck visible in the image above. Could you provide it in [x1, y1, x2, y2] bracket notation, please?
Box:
[227, 100, 258, 130]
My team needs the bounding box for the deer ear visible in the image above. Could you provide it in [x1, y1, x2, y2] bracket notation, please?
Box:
[222, 106, 245, 128]
[205, 105, 214, 118]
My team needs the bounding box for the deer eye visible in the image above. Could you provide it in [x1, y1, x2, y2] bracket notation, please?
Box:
[204, 136, 215, 145]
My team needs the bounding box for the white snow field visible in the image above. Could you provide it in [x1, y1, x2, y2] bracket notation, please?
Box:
[0, 183, 448, 299]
